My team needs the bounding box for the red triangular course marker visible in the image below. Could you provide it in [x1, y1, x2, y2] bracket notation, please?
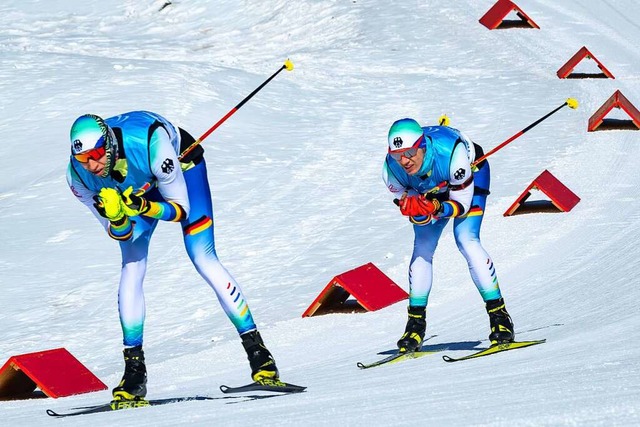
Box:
[302, 262, 408, 317]
[504, 170, 580, 216]
[588, 90, 640, 131]
[0, 348, 107, 400]
[479, 0, 540, 30]
[557, 46, 615, 79]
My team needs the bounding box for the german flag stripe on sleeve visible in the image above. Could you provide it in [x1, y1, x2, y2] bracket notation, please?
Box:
[183, 215, 213, 236]
[462, 206, 484, 217]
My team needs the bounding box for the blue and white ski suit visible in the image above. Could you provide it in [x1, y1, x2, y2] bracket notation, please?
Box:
[67, 111, 257, 347]
[382, 125, 503, 307]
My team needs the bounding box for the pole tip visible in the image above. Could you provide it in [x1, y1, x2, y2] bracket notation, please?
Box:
[438, 114, 450, 126]
[566, 98, 579, 109]
[284, 59, 294, 71]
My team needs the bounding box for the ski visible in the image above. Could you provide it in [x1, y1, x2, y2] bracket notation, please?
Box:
[219, 378, 306, 394]
[357, 350, 436, 369]
[46, 395, 215, 417]
[442, 339, 546, 363]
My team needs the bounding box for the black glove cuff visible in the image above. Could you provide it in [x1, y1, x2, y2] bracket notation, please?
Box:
[110, 216, 128, 227]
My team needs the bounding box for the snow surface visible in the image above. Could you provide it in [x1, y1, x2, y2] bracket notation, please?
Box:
[1, 0, 639, 425]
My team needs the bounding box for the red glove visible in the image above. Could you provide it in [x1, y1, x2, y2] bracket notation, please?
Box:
[399, 195, 441, 217]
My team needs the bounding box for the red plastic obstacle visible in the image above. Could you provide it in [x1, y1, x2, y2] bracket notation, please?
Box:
[588, 90, 640, 131]
[504, 170, 580, 216]
[479, 0, 540, 30]
[302, 262, 408, 317]
[0, 348, 107, 399]
[557, 46, 615, 79]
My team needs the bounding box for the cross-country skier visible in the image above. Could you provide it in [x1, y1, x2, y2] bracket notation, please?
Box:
[382, 118, 515, 353]
[67, 112, 279, 401]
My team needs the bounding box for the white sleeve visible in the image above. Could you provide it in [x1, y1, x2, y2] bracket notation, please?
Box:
[448, 142, 474, 213]
[66, 164, 110, 231]
[149, 126, 191, 217]
[382, 158, 407, 198]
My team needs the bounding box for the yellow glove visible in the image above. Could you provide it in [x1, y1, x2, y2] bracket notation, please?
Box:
[120, 186, 150, 217]
[93, 188, 125, 222]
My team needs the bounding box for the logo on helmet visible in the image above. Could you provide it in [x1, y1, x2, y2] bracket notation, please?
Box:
[161, 158, 174, 174]
[73, 139, 83, 153]
[454, 168, 466, 180]
[393, 137, 403, 148]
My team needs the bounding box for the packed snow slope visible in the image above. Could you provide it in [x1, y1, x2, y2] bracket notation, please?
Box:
[1, 0, 639, 425]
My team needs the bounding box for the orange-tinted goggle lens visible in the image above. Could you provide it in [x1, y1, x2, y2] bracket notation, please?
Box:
[74, 146, 106, 163]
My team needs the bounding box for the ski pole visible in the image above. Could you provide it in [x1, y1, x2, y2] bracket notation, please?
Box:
[179, 59, 294, 161]
[472, 98, 578, 167]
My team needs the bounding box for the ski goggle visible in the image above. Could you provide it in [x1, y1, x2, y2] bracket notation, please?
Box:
[388, 135, 424, 162]
[73, 136, 107, 163]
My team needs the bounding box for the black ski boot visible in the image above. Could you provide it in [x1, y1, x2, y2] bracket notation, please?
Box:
[241, 330, 279, 382]
[397, 306, 427, 353]
[486, 298, 515, 345]
[112, 345, 147, 400]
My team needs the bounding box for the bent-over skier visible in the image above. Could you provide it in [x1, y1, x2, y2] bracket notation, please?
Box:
[382, 118, 515, 352]
[67, 111, 279, 400]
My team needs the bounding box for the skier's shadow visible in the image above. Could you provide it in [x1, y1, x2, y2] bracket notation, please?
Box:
[224, 394, 288, 404]
[418, 340, 483, 353]
[378, 335, 482, 355]
[377, 323, 563, 355]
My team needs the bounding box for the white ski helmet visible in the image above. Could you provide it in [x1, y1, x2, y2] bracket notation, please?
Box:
[387, 118, 424, 151]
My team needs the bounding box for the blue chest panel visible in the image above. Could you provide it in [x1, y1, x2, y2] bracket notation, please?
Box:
[70, 111, 176, 193]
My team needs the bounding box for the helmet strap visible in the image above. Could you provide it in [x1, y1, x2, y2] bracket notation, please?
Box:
[99, 127, 118, 178]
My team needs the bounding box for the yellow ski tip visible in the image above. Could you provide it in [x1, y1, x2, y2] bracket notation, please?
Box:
[566, 98, 579, 109]
[284, 59, 294, 71]
[438, 114, 450, 126]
